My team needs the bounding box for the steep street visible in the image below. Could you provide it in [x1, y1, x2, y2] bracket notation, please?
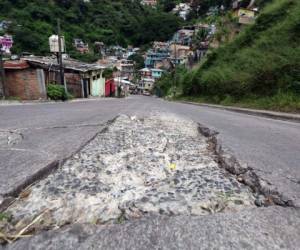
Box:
[0, 96, 299, 248]
[1, 0, 299, 248]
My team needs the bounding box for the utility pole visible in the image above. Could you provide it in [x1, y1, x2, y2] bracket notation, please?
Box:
[173, 42, 177, 98]
[57, 19, 64, 86]
[0, 45, 5, 98]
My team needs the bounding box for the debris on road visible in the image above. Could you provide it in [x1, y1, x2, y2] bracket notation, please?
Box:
[0, 131, 22, 147]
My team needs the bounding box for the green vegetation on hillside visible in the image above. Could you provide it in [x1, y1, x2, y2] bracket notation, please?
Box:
[0, 0, 182, 59]
[164, 0, 300, 112]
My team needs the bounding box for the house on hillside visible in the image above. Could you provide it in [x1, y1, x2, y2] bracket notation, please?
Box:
[145, 48, 170, 69]
[0, 35, 13, 54]
[141, 0, 157, 7]
[172, 28, 195, 46]
[0, 20, 12, 31]
[232, 0, 258, 25]
[106, 46, 126, 58]
[97, 56, 118, 69]
[172, 3, 192, 20]
[139, 77, 155, 93]
[139, 68, 152, 78]
[139, 68, 163, 81]
[169, 43, 192, 66]
[151, 68, 164, 79]
[117, 59, 135, 81]
[23, 56, 106, 98]
[73, 39, 89, 54]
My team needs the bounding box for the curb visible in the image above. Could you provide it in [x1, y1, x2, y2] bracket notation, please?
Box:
[179, 101, 300, 123]
[0, 160, 60, 212]
[0, 118, 117, 212]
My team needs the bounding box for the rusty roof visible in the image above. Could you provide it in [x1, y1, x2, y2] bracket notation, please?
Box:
[22, 56, 106, 73]
[4, 60, 29, 70]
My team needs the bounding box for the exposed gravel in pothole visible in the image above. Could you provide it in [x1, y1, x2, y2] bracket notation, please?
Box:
[3, 114, 256, 234]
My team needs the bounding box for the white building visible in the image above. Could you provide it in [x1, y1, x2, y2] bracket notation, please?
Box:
[172, 3, 192, 20]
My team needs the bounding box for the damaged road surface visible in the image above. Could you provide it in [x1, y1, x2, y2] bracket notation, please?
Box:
[3, 115, 254, 225]
[1, 113, 299, 249]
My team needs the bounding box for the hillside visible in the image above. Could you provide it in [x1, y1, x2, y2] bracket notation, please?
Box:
[0, 0, 182, 56]
[177, 0, 300, 112]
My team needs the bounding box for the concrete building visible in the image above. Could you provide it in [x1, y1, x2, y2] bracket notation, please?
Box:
[73, 39, 89, 54]
[117, 59, 135, 81]
[232, 0, 258, 25]
[139, 78, 155, 93]
[172, 29, 195, 46]
[151, 68, 164, 79]
[172, 3, 192, 20]
[139, 68, 152, 78]
[145, 49, 170, 69]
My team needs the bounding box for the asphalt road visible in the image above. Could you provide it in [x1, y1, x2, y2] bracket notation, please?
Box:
[1, 96, 299, 205]
[0, 96, 300, 249]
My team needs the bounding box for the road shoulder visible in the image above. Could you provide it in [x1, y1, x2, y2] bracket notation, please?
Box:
[178, 101, 300, 123]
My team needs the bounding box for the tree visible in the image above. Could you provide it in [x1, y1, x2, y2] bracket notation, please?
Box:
[159, 0, 178, 12]
[128, 53, 145, 70]
[2, 0, 182, 57]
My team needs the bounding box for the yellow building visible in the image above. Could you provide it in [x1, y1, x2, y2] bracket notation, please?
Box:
[235, 8, 256, 25]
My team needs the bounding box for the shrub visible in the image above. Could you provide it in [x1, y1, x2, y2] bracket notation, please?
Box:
[47, 84, 70, 101]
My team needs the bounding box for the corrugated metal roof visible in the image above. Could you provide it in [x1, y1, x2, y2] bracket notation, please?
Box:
[4, 60, 29, 70]
[22, 56, 106, 73]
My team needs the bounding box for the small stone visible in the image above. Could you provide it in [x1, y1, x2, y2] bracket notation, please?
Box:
[237, 177, 244, 182]
[174, 178, 180, 185]
[141, 197, 149, 202]
[234, 200, 244, 205]
[255, 195, 265, 207]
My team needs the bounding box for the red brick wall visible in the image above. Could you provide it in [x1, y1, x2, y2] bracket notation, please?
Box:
[5, 68, 46, 100]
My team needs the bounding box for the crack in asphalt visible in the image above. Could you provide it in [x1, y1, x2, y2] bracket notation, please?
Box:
[1, 122, 107, 132]
[197, 124, 296, 207]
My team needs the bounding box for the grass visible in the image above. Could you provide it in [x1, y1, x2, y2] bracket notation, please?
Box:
[3, 96, 21, 101]
[175, 92, 300, 113]
[176, 0, 300, 107]
[0, 212, 10, 221]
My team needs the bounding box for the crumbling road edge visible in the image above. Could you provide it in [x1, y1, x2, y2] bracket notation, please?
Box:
[197, 123, 295, 208]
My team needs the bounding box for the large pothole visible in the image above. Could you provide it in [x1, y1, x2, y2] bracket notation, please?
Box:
[1, 114, 257, 239]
